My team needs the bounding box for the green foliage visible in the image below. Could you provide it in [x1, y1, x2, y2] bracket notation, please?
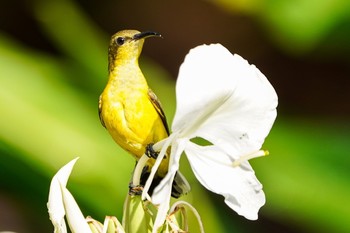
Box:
[212, 0, 350, 55]
[260, 118, 350, 233]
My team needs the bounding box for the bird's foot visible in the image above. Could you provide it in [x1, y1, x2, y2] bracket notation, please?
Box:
[145, 143, 159, 159]
[129, 183, 144, 196]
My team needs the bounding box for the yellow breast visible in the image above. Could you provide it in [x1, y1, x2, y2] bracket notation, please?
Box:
[100, 84, 168, 158]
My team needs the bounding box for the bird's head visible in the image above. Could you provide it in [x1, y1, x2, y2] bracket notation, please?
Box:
[108, 30, 161, 72]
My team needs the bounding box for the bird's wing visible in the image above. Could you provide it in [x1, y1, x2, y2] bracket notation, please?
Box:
[148, 89, 170, 135]
[98, 95, 106, 128]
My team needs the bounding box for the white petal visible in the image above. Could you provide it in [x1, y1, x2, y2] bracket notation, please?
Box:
[61, 185, 91, 233]
[152, 138, 187, 204]
[152, 196, 170, 233]
[173, 44, 277, 156]
[151, 138, 187, 233]
[185, 143, 265, 220]
[48, 158, 79, 233]
[142, 136, 173, 201]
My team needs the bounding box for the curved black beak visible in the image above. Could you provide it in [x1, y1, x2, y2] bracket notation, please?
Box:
[133, 31, 162, 40]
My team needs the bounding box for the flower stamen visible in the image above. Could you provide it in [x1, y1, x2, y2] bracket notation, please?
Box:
[233, 150, 269, 167]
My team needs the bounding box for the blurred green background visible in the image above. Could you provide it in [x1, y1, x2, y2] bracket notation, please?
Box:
[1, 0, 350, 232]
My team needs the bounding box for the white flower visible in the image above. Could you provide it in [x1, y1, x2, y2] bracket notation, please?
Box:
[47, 158, 126, 233]
[142, 44, 278, 231]
[47, 157, 91, 233]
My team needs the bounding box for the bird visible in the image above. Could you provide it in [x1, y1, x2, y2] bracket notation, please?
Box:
[98, 30, 190, 198]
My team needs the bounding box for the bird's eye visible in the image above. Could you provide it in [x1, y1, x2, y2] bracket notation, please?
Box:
[116, 37, 125, 46]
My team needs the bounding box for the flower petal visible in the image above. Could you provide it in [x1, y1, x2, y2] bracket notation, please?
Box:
[152, 138, 187, 204]
[48, 158, 79, 233]
[152, 196, 171, 233]
[142, 136, 174, 201]
[173, 44, 277, 156]
[61, 185, 92, 233]
[151, 138, 187, 233]
[185, 143, 265, 220]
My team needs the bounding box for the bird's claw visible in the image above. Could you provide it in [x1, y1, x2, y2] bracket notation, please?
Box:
[129, 183, 144, 196]
[145, 143, 159, 159]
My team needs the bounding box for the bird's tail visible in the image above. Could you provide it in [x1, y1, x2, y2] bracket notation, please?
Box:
[140, 168, 191, 198]
[171, 171, 191, 198]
